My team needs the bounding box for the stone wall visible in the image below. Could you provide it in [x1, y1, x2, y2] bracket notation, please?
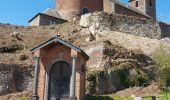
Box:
[159, 21, 170, 37]
[114, 4, 149, 19]
[29, 14, 67, 26]
[103, 0, 113, 14]
[39, 14, 66, 26]
[80, 12, 163, 39]
[82, 42, 104, 69]
[56, 0, 103, 20]
[0, 63, 34, 95]
[129, 0, 156, 19]
[109, 13, 160, 38]
[29, 15, 40, 26]
[84, 40, 156, 94]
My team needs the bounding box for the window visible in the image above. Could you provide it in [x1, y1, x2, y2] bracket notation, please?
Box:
[52, 20, 56, 24]
[150, 0, 152, 7]
[82, 7, 90, 14]
[136, 1, 139, 7]
[49, 20, 53, 25]
[81, 64, 85, 73]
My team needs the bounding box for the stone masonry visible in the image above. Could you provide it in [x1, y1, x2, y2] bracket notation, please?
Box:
[0, 63, 34, 96]
[80, 12, 170, 39]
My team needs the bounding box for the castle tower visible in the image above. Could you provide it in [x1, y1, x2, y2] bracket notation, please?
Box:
[56, 0, 103, 20]
[56, 0, 82, 20]
[128, 0, 156, 19]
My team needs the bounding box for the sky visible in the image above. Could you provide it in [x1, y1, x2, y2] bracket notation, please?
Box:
[0, 0, 170, 26]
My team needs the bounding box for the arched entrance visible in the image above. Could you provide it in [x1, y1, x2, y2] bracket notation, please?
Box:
[82, 7, 90, 14]
[48, 61, 71, 100]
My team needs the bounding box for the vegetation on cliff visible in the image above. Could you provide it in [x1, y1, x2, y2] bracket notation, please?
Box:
[0, 13, 170, 99]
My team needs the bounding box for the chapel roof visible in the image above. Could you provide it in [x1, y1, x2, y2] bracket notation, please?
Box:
[31, 36, 89, 60]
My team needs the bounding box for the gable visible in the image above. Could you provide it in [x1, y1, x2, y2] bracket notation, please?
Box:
[31, 36, 89, 60]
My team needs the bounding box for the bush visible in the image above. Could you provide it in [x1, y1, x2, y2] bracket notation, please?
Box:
[116, 62, 149, 87]
[19, 54, 28, 61]
[86, 62, 149, 94]
[116, 68, 149, 87]
[86, 70, 105, 94]
[153, 43, 170, 87]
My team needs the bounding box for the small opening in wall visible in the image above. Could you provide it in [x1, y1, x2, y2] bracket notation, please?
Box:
[150, 0, 152, 7]
[136, 1, 139, 7]
[82, 7, 90, 14]
[81, 64, 85, 73]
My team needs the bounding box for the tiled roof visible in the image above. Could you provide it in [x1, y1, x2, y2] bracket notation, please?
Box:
[28, 8, 66, 23]
[42, 8, 62, 19]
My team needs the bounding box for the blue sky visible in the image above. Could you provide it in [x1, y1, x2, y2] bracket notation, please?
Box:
[0, 0, 170, 26]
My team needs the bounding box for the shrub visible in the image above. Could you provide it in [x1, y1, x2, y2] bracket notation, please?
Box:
[86, 70, 105, 94]
[153, 43, 170, 87]
[116, 62, 149, 87]
[116, 68, 149, 87]
[19, 54, 28, 61]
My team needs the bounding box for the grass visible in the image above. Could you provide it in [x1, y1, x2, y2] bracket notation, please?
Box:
[85, 90, 170, 100]
[85, 95, 133, 100]
[1, 91, 170, 100]
[0, 96, 29, 100]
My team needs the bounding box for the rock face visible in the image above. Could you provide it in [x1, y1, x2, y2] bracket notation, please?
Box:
[0, 64, 34, 96]
[0, 12, 170, 97]
[80, 12, 170, 38]
[83, 42, 104, 69]
[85, 41, 155, 94]
[80, 12, 111, 35]
[0, 64, 15, 95]
[79, 13, 92, 28]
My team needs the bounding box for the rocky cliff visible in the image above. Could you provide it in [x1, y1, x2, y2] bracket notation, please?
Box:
[0, 12, 170, 98]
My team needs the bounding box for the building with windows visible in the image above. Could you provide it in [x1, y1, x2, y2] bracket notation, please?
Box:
[28, 8, 67, 26]
[128, 0, 156, 19]
[104, 0, 156, 19]
[29, 0, 156, 26]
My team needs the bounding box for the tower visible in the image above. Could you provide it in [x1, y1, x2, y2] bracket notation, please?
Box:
[128, 0, 156, 19]
[55, 0, 103, 20]
[56, 0, 82, 20]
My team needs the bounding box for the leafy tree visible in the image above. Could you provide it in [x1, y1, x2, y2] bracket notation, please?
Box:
[153, 43, 170, 87]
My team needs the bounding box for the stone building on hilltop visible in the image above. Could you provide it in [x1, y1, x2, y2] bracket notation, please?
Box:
[28, 8, 67, 26]
[29, 0, 156, 26]
[128, 0, 156, 19]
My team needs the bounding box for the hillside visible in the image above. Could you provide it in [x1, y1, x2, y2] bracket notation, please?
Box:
[0, 22, 85, 64]
[0, 12, 170, 99]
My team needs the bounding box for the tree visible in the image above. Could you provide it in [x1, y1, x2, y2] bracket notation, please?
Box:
[153, 43, 170, 87]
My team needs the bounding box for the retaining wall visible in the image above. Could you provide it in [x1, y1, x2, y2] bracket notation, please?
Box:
[0, 63, 34, 95]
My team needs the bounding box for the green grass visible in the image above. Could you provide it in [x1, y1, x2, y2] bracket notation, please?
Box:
[159, 90, 170, 100]
[0, 96, 29, 100]
[85, 95, 133, 100]
[85, 90, 170, 100]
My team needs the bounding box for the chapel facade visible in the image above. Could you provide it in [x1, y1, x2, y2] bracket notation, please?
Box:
[30, 36, 89, 100]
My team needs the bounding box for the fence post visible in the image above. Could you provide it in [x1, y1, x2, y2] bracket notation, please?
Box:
[134, 96, 142, 100]
[152, 96, 156, 100]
